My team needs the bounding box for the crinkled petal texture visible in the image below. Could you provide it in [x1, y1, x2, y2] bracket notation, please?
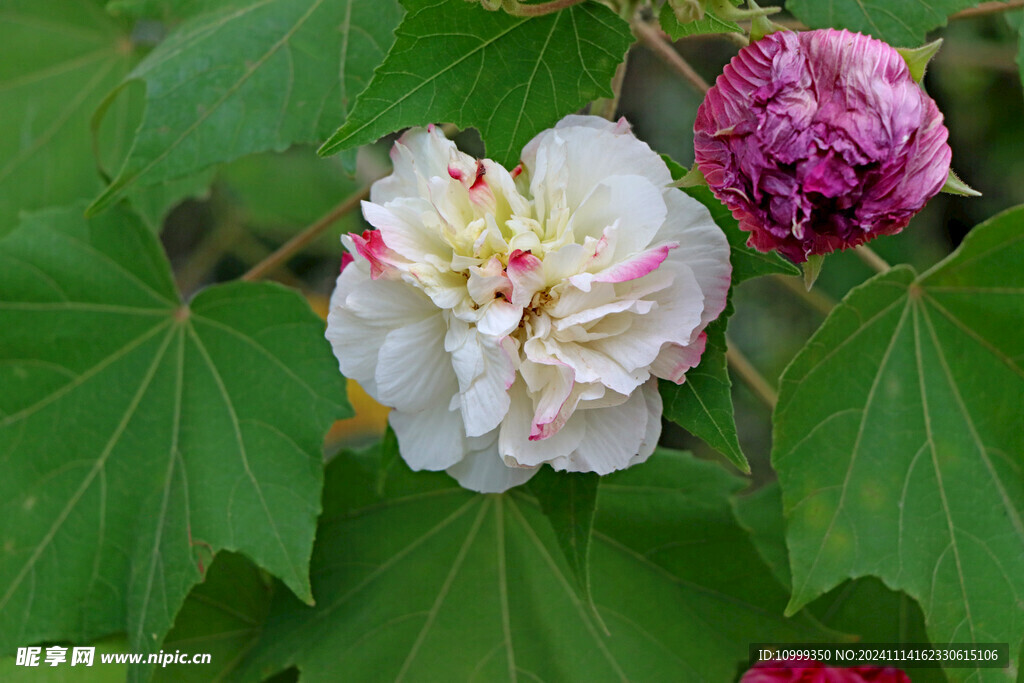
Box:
[327, 116, 731, 492]
[741, 661, 910, 683]
[694, 29, 951, 263]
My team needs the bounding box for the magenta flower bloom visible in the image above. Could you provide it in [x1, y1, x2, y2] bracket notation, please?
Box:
[742, 660, 910, 683]
[694, 29, 951, 263]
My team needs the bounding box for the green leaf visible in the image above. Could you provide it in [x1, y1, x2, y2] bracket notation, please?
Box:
[318, 0, 634, 168]
[527, 468, 600, 604]
[0, 1, 131, 235]
[88, 0, 403, 214]
[773, 206, 1024, 681]
[154, 552, 274, 683]
[235, 449, 830, 681]
[660, 297, 749, 472]
[785, 0, 981, 46]
[733, 482, 947, 681]
[732, 483, 792, 589]
[658, 3, 741, 39]
[0, 205, 349, 667]
[0, 3, 213, 236]
[104, 0, 208, 20]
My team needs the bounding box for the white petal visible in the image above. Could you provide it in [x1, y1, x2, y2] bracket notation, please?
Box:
[629, 379, 663, 468]
[519, 360, 576, 438]
[389, 402, 466, 471]
[549, 380, 656, 475]
[554, 114, 632, 135]
[521, 122, 673, 213]
[588, 260, 704, 373]
[362, 198, 451, 266]
[507, 250, 545, 307]
[499, 380, 585, 467]
[326, 271, 435, 392]
[552, 296, 652, 331]
[481, 160, 533, 219]
[446, 432, 538, 493]
[660, 190, 732, 333]
[406, 266, 471, 311]
[476, 299, 522, 338]
[525, 335, 646, 396]
[375, 314, 457, 412]
[371, 125, 468, 205]
[466, 256, 510, 305]
[567, 175, 667, 255]
[540, 242, 587, 284]
[446, 321, 516, 437]
[569, 243, 677, 293]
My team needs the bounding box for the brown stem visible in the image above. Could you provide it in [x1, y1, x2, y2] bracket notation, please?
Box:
[950, 0, 1024, 19]
[772, 273, 837, 316]
[632, 20, 710, 93]
[241, 185, 370, 281]
[726, 338, 778, 409]
[507, 0, 588, 17]
[853, 244, 891, 274]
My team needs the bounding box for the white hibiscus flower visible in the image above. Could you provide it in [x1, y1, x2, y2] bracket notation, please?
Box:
[326, 115, 731, 493]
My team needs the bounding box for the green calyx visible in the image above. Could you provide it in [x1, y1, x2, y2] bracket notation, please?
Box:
[941, 168, 982, 197]
[896, 38, 943, 83]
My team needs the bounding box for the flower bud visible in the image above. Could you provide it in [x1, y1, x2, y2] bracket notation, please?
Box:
[742, 660, 910, 682]
[694, 29, 951, 263]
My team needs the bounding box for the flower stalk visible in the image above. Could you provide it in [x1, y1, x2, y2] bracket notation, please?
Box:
[632, 20, 710, 93]
[242, 184, 371, 282]
[726, 339, 777, 409]
[853, 245, 891, 274]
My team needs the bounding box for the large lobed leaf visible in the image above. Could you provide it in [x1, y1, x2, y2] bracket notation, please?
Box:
[773, 206, 1024, 681]
[0, 1, 222, 235]
[233, 447, 829, 681]
[0, 205, 349, 674]
[89, 0, 403, 214]
[0, 1, 129, 234]
[733, 482, 946, 683]
[318, 0, 634, 168]
[785, 0, 982, 46]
